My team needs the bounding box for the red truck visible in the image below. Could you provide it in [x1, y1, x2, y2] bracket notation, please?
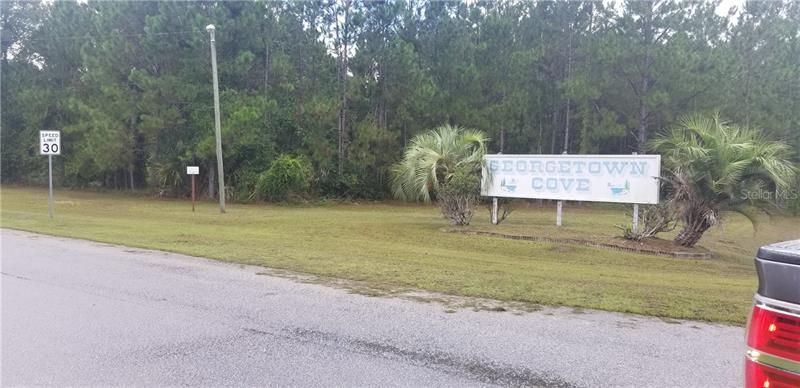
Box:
[746, 240, 800, 387]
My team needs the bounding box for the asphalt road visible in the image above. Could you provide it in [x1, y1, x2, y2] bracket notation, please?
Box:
[1, 229, 744, 387]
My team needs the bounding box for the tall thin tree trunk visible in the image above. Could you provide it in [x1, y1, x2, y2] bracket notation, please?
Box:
[264, 40, 270, 128]
[638, 73, 649, 152]
[537, 95, 544, 154]
[563, 18, 573, 154]
[129, 115, 137, 191]
[638, 1, 654, 153]
[550, 98, 558, 154]
[337, 0, 351, 176]
[295, 5, 306, 127]
[744, 46, 752, 129]
[562, 41, 572, 154]
[264, 43, 270, 93]
[129, 163, 135, 191]
[379, 61, 387, 130]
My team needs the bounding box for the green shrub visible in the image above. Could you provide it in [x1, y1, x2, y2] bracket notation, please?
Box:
[256, 155, 311, 201]
[616, 201, 677, 241]
[232, 168, 261, 201]
[316, 172, 360, 199]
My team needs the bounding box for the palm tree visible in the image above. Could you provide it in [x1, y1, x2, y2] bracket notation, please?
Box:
[391, 124, 488, 202]
[650, 113, 797, 247]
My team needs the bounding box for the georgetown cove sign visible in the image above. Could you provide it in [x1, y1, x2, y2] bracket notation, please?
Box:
[481, 154, 661, 204]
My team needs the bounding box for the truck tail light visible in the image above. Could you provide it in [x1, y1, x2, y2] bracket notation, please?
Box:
[745, 359, 800, 388]
[748, 305, 800, 362]
[746, 305, 800, 388]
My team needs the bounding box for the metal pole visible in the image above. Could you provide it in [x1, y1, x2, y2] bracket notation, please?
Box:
[492, 151, 502, 226]
[48, 155, 54, 219]
[207, 24, 226, 213]
[491, 197, 498, 225]
[632, 152, 638, 233]
[556, 200, 562, 227]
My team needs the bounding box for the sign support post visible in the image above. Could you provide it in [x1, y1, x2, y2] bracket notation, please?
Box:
[187, 166, 200, 212]
[40, 130, 61, 219]
[48, 155, 54, 219]
[632, 152, 639, 234]
[191, 175, 196, 212]
[491, 197, 498, 225]
[556, 200, 563, 227]
[491, 151, 501, 225]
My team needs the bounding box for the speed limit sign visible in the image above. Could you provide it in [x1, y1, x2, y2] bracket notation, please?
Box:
[40, 131, 61, 155]
[40, 130, 61, 219]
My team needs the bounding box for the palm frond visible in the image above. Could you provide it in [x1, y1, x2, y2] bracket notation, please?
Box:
[649, 112, 797, 243]
[390, 124, 488, 203]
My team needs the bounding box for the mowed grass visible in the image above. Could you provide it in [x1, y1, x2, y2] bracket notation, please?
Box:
[2, 187, 796, 324]
[465, 201, 799, 264]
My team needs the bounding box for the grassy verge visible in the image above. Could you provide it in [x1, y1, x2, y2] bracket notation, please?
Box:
[3, 186, 794, 324]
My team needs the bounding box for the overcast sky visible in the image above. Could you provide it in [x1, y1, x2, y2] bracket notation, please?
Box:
[716, 0, 744, 19]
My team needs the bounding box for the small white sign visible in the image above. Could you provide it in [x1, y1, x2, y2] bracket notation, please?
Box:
[482, 154, 661, 205]
[40, 131, 61, 155]
[187, 166, 200, 175]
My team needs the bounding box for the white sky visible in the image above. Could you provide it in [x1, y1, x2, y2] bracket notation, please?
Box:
[716, 0, 745, 19]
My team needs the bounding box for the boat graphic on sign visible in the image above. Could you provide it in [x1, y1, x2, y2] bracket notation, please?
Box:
[609, 180, 630, 196]
[500, 177, 518, 193]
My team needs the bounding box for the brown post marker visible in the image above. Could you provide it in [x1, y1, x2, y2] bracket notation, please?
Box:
[191, 175, 196, 212]
[187, 165, 199, 212]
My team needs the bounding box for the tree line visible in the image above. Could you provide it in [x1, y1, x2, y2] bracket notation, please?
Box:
[2, 0, 798, 200]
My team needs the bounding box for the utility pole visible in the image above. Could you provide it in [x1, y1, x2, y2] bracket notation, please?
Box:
[206, 24, 226, 213]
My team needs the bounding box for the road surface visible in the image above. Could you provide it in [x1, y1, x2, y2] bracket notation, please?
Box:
[1, 229, 743, 387]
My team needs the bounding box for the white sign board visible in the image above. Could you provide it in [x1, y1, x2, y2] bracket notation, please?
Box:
[40, 131, 61, 155]
[481, 154, 661, 204]
[186, 166, 200, 175]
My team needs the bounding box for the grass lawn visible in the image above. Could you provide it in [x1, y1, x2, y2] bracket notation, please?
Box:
[2, 186, 797, 324]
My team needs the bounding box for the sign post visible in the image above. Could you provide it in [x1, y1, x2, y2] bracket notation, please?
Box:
[631, 152, 639, 234]
[40, 131, 61, 219]
[556, 200, 563, 227]
[491, 197, 499, 225]
[491, 152, 501, 225]
[187, 166, 200, 212]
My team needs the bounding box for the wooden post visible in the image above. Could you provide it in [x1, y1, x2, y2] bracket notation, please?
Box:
[191, 175, 196, 212]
